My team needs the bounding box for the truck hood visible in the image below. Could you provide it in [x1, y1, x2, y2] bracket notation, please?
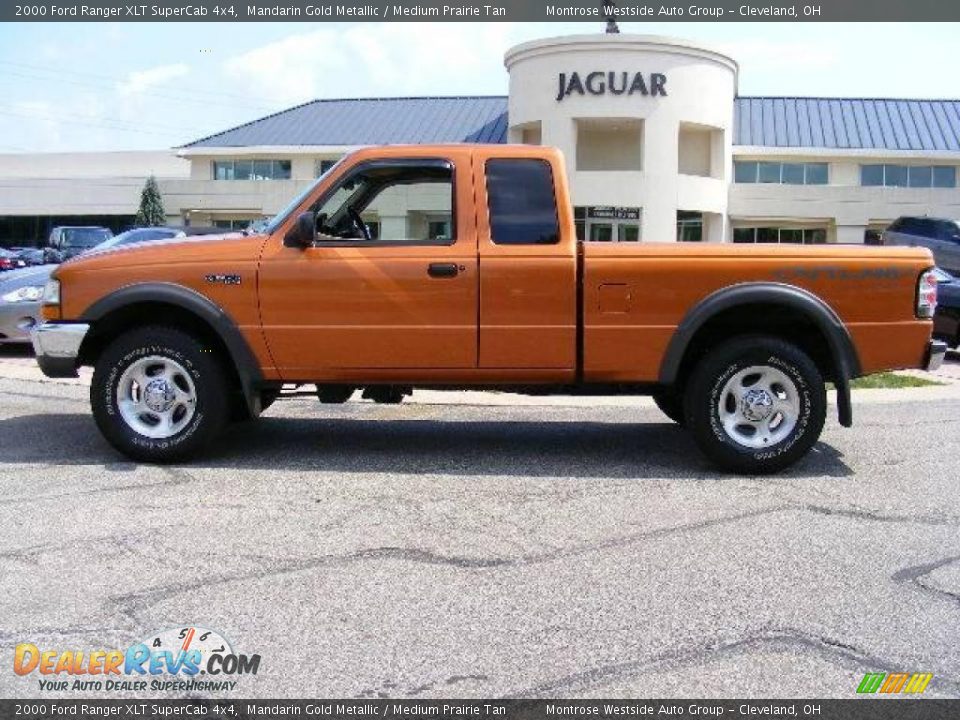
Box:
[57, 232, 265, 273]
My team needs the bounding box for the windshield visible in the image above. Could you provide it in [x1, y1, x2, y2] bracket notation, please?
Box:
[264, 157, 346, 234]
[61, 228, 112, 248]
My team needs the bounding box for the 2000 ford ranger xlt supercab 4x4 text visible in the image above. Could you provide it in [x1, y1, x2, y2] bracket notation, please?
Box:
[31, 145, 946, 473]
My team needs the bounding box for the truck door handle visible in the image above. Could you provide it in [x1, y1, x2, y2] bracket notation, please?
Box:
[428, 263, 460, 278]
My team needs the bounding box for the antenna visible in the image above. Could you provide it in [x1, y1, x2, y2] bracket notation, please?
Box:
[602, 1, 620, 33]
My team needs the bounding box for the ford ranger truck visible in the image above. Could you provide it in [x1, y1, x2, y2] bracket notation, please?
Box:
[31, 145, 946, 473]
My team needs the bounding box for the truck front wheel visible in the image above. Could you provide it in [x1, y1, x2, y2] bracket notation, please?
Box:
[91, 326, 229, 462]
[684, 336, 826, 474]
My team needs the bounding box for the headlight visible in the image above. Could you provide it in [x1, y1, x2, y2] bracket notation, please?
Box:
[41, 278, 60, 305]
[1, 285, 44, 303]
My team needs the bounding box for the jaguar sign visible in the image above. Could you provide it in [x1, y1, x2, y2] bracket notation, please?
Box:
[556, 71, 667, 101]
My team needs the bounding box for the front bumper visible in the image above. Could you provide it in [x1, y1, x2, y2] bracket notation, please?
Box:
[0, 301, 41, 343]
[30, 322, 90, 378]
[925, 339, 948, 372]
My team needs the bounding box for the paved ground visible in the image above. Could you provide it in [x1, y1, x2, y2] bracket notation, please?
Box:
[1, 349, 960, 699]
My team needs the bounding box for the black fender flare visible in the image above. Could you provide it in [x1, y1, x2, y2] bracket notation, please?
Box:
[81, 282, 264, 416]
[658, 282, 860, 427]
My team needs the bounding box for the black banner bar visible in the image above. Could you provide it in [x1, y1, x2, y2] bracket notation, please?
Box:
[2, 700, 960, 720]
[5, 0, 960, 23]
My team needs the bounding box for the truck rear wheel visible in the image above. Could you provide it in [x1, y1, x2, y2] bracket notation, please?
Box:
[684, 335, 826, 474]
[91, 326, 229, 462]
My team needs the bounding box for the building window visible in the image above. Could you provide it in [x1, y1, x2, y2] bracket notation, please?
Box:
[486, 159, 559, 245]
[314, 159, 338, 178]
[733, 227, 827, 244]
[734, 161, 828, 185]
[212, 219, 253, 230]
[575, 206, 641, 243]
[860, 164, 957, 188]
[677, 211, 703, 242]
[213, 159, 291, 181]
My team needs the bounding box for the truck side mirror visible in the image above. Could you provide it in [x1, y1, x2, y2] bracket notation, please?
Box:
[284, 211, 316, 249]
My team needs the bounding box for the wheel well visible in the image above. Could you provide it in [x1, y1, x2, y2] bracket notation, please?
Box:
[673, 303, 838, 390]
[78, 301, 244, 400]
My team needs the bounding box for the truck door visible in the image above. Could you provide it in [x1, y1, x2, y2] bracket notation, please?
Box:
[257, 153, 478, 379]
[474, 155, 577, 373]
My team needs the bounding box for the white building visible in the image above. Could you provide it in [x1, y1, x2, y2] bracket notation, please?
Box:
[3, 33, 960, 246]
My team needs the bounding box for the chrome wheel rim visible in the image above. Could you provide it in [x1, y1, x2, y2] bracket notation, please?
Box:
[116, 355, 197, 439]
[717, 365, 800, 449]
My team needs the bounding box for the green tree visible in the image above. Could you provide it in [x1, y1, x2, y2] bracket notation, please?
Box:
[135, 175, 166, 226]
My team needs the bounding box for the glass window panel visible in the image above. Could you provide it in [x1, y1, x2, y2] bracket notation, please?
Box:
[618, 224, 640, 242]
[589, 224, 613, 242]
[758, 162, 781, 183]
[252, 160, 272, 180]
[908, 166, 932, 188]
[274, 160, 291, 180]
[486, 159, 560, 245]
[757, 227, 779, 243]
[861, 165, 884, 186]
[732, 228, 755, 243]
[213, 161, 233, 180]
[804, 163, 828, 185]
[234, 160, 252, 180]
[884, 164, 908, 187]
[805, 228, 827, 244]
[933, 166, 957, 188]
[781, 164, 804, 185]
[734, 162, 758, 183]
[779, 229, 803, 244]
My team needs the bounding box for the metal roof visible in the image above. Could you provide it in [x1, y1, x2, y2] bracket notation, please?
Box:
[183, 96, 509, 148]
[184, 96, 960, 153]
[734, 97, 960, 151]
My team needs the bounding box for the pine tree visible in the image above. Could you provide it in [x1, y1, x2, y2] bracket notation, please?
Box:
[135, 175, 166, 226]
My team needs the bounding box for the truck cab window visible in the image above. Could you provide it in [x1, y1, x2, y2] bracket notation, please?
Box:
[312, 160, 453, 244]
[486, 158, 560, 245]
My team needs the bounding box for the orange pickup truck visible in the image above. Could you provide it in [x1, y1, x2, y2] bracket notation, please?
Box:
[32, 144, 945, 473]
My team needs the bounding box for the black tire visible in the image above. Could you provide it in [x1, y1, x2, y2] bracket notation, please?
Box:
[316, 385, 355, 404]
[653, 391, 685, 426]
[684, 335, 826, 474]
[91, 326, 229, 463]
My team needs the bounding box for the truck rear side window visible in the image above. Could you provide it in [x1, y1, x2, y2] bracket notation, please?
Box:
[486, 159, 559, 245]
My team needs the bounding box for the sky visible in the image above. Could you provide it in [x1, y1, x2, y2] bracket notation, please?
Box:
[1, 21, 959, 154]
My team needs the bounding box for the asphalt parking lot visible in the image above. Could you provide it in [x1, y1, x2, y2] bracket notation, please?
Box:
[1, 351, 960, 699]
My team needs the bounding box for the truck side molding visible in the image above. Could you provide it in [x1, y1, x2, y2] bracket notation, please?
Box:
[80, 282, 264, 415]
[658, 282, 861, 427]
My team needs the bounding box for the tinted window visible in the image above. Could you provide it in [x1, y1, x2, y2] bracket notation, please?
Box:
[758, 162, 780, 183]
[861, 165, 884, 186]
[909, 166, 933, 188]
[486, 159, 559, 245]
[885, 165, 908, 187]
[781, 164, 804, 184]
[734, 162, 758, 183]
[934, 166, 957, 188]
[805, 163, 828, 184]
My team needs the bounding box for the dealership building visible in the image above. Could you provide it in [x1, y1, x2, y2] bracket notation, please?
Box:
[3, 32, 960, 246]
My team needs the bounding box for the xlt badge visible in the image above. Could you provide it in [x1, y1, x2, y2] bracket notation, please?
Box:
[205, 273, 242, 286]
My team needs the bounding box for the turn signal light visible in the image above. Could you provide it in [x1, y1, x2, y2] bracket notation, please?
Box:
[917, 269, 938, 319]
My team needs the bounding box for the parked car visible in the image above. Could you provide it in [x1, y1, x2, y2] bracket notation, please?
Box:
[46, 226, 114, 262]
[0, 264, 56, 343]
[91, 226, 223, 252]
[0, 248, 27, 272]
[32, 144, 944, 474]
[932, 267, 960, 349]
[14, 248, 50, 267]
[2, 227, 223, 342]
[881, 216, 960, 275]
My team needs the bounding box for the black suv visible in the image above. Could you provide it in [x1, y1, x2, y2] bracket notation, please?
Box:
[882, 216, 960, 274]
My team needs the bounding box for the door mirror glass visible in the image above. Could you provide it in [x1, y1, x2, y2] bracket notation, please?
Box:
[284, 211, 316, 248]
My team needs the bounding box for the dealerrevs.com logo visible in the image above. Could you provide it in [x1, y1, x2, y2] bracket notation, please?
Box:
[13, 626, 260, 692]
